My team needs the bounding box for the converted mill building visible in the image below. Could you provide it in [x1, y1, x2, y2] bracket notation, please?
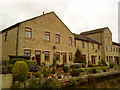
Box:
[0, 11, 120, 66]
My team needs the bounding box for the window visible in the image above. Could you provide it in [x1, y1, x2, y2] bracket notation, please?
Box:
[91, 43, 94, 49]
[99, 55, 100, 60]
[45, 32, 50, 41]
[98, 45, 100, 50]
[55, 34, 60, 43]
[113, 46, 115, 51]
[69, 53, 72, 61]
[106, 45, 108, 51]
[82, 41, 85, 48]
[44, 51, 50, 60]
[5, 31, 8, 41]
[116, 47, 118, 52]
[25, 27, 32, 38]
[106, 56, 108, 61]
[55, 52, 60, 60]
[24, 49, 31, 56]
[107, 37, 110, 42]
[68, 37, 72, 45]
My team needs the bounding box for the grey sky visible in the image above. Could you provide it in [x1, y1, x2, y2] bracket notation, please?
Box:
[0, 0, 119, 42]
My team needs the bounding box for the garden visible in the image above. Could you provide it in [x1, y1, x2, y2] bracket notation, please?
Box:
[1, 57, 120, 89]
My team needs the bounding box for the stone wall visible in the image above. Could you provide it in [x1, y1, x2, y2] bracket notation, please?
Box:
[1, 74, 13, 89]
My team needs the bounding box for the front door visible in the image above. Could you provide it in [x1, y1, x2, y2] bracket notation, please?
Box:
[91, 55, 96, 64]
[35, 50, 41, 65]
[63, 52, 67, 64]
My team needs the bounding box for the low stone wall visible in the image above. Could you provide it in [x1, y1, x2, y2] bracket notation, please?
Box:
[1, 74, 13, 89]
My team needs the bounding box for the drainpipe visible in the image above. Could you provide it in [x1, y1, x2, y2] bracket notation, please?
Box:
[87, 42, 90, 65]
[16, 23, 19, 56]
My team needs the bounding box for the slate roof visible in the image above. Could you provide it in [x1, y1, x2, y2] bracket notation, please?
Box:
[80, 27, 112, 35]
[73, 33, 102, 44]
[112, 42, 120, 46]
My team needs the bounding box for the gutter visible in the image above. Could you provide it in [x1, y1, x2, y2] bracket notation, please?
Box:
[16, 23, 20, 56]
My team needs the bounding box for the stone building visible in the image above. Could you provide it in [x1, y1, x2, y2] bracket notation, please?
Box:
[0, 11, 119, 66]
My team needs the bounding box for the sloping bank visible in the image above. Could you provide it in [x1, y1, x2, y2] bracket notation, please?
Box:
[58, 70, 120, 87]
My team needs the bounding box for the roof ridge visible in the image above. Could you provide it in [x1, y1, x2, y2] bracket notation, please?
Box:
[80, 27, 109, 35]
[1, 11, 54, 32]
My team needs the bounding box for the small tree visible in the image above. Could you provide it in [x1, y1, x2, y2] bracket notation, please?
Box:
[12, 61, 28, 81]
[74, 49, 86, 63]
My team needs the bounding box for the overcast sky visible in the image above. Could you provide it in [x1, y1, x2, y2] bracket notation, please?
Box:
[0, 0, 119, 42]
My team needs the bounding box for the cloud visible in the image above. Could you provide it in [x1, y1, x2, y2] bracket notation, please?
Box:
[0, 0, 119, 42]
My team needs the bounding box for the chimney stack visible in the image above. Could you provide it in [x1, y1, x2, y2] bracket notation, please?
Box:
[43, 12, 44, 15]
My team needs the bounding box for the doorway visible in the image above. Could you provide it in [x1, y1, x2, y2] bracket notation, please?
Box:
[35, 50, 41, 65]
[63, 52, 67, 64]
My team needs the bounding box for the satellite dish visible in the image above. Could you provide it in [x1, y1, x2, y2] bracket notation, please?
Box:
[53, 46, 57, 49]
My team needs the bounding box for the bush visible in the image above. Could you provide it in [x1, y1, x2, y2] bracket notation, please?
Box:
[27, 72, 32, 78]
[69, 78, 79, 86]
[42, 78, 61, 89]
[109, 62, 116, 68]
[28, 79, 41, 88]
[87, 63, 94, 67]
[70, 69, 79, 77]
[9, 58, 25, 64]
[77, 68, 85, 72]
[91, 68, 97, 74]
[29, 65, 39, 72]
[11, 83, 21, 88]
[63, 66, 69, 73]
[2, 64, 13, 74]
[26, 60, 38, 67]
[114, 66, 118, 70]
[12, 61, 28, 81]
[32, 71, 42, 78]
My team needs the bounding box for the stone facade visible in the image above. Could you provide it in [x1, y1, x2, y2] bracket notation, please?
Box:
[0, 11, 120, 66]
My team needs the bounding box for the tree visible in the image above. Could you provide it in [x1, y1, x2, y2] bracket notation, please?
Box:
[74, 49, 86, 63]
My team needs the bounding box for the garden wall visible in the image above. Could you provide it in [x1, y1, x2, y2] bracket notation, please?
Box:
[1, 74, 13, 89]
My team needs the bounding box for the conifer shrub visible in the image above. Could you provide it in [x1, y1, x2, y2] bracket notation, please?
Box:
[9, 58, 25, 64]
[12, 61, 28, 81]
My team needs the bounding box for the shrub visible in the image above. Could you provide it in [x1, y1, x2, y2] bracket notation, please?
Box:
[11, 83, 21, 88]
[77, 68, 85, 72]
[2, 65, 9, 74]
[87, 63, 94, 67]
[103, 68, 106, 72]
[27, 72, 32, 78]
[29, 65, 39, 72]
[26, 60, 38, 67]
[2, 64, 13, 74]
[28, 79, 41, 88]
[69, 78, 79, 86]
[12, 61, 28, 81]
[32, 71, 42, 78]
[109, 62, 116, 68]
[42, 78, 61, 89]
[70, 69, 79, 77]
[9, 58, 25, 64]
[91, 68, 97, 74]
[63, 66, 69, 73]
[114, 66, 118, 70]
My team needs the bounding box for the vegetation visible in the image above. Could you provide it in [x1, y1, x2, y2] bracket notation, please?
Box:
[74, 49, 86, 63]
[11, 82, 21, 88]
[28, 79, 41, 88]
[70, 69, 80, 77]
[29, 65, 39, 72]
[12, 61, 28, 81]
[2, 64, 13, 74]
[42, 78, 61, 89]
[109, 62, 116, 68]
[9, 58, 25, 65]
[63, 66, 69, 73]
